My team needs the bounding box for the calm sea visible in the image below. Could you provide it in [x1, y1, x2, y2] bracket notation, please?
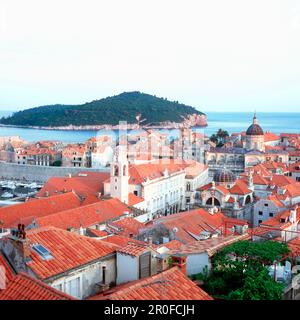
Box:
[0, 111, 299, 143]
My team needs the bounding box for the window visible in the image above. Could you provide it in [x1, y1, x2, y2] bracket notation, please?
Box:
[66, 277, 81, 299]
[102, 266, 106, 284]
[264, 203, 268, 207]
[258, 211, 263, 216]
[53, 283, 63, 292]
[134, 190, 138, 196]
[258, 220, 262, 224]
[269, 213, 274, 217]
[32, 244, 53, 260]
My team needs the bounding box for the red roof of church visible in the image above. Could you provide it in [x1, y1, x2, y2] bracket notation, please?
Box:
[229, 180, 252, 195]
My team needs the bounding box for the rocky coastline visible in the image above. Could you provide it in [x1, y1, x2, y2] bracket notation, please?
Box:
[0, 114, 207, 131]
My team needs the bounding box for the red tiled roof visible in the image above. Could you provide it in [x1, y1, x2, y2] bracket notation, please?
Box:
[288, 237, 300, 255]
[229, 180, 252, 195]
[100, 235, 146, 247]
[25, 227, 118, 279]
[90, 267, 213, 300]
[36, 172, 109, 199]
[129, 161, 185, 184]
[260, 207, 300, 230]
[158, 240, 183, 251]
[215, 185, 230, 195]
[264, 132, 280, 142]
[107, 217, 145, 237]
[128, 193, 144, 206]
[153, 208, 246, 243]
[198, 182, 213, 191]
[0, 272, 74, 300]
[87, 229, 110, 238]
[35, 198, 130, 230]
[266, 194, 285, 208]
[288, 161, 300, 173]
[170, 234, 250, 257]
[0, 192, 82, 228]
[289, 150, 300, 157]
[117, 243, 150, 257]
[271, 175, 296, 187]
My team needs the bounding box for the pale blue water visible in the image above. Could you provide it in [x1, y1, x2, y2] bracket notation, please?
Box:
[0, 111, 299, 142]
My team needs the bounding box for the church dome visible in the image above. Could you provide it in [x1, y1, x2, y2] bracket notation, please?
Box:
[213, 168, 236, 183]
[246, 113, 264, 136]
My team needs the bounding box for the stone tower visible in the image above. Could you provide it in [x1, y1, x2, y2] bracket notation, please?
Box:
[110, 144, 129, 204]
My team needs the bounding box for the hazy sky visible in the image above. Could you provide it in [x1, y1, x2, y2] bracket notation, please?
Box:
[0, 0, 300, 112]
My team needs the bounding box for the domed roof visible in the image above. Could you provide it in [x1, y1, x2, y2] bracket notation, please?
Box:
[246, 113, 264, 136]
[213, 168, 236, 183]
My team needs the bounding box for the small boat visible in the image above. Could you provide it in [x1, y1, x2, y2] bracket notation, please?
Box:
[1, 192, 14, 198]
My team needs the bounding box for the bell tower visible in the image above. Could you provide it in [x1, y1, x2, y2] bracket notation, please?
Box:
[110, 144, 129, 204]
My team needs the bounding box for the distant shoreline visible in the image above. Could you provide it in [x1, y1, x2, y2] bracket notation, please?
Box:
[0, 119, 208, 132]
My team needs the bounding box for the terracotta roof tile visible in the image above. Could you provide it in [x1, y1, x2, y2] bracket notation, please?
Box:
[0, 192, 82, 228]
[153, 208, 247, 243]
[229, 180, 252, 195]
[100, 235, 146, 247]
[23, 227, 118, 280]
[35, 198, 130, 230]
[117, 243, 149, 257]
[36, 172, 109, 199]
[89, 267, 213, 300]
[107, 217, 145, 237]
[128, 193, 144, 206]
[0, 272, 74, 300]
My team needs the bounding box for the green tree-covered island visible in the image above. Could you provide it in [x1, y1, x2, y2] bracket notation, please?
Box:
[0, 91, 206, 128]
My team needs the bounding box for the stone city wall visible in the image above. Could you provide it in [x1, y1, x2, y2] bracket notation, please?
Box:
[0, 161, 108, 183]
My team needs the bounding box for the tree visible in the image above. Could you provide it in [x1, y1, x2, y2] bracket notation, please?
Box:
[199, 240, 289, 300]
[209, 128, 229, 147]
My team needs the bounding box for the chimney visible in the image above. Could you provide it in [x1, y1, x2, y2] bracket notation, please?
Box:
[45, 191, 49, 197]
[10, 224, 31, 261]
[148, 236, 153, 246]
[68, 173, 72, 178]
[171, 256, 187, 275]
[97, 192, 102, 199]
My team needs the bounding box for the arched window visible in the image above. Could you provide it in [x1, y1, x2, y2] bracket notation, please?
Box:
[114, 165, 119, 176]
[206, 197, 220, 206]
[186, 182, 191, 192]
[245, 195, 251, 204]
